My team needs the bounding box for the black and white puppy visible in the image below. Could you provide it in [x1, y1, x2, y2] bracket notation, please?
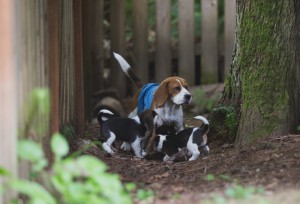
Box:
[155, 116, 210, 161]
[97, 109, 162, 158]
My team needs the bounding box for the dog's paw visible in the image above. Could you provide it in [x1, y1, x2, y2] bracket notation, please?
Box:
[120, 142, 131, 151]
[188, 154, 199, 161]
[142, 150, 148, 156]
[102, 143, 115, 154]
[204, 145, 210, 154]
[163, 155, 171, 162]
[135, 154, 144, 159]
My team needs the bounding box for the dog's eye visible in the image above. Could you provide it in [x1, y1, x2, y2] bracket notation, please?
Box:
[173, 86, 180, 91]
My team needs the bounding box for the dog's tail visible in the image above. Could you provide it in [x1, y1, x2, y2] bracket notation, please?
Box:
[97, 109, 116, 124]
[193, 116, 209, 133]
[113, 52, 144, 89]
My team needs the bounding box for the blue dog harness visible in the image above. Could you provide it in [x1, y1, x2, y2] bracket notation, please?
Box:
[138, 83, 159, 113]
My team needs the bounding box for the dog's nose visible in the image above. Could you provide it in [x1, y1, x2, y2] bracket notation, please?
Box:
[184, 94, 192, 101]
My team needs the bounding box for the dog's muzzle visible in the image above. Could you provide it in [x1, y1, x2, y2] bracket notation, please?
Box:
[184, 94, 192, 104]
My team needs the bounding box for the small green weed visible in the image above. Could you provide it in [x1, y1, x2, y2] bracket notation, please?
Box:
[205, 185, 266, 204]
[219, 174, 232, 182]
[61, 125, 76, 142]
[225, 185, 264, 199]
[204, 174, 216, 181]
[136, 189, 154, 201]
[297, 125, 300, 132]
[171, 192, 181, 200]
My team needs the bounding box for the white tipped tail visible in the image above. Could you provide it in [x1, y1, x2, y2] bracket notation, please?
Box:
[99, 109, 114, 115]
[97, 109, 115, 123]
[194, 116, 209, 125]
[113, 52, 131, 74]
[194, 115, 209, 133]
[112, 52, 144, 89]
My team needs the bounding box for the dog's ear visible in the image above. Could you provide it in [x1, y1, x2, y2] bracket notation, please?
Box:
[179, 77, 189, 89]
[153, 81, 169, 108]
[151, 110, 157, 117]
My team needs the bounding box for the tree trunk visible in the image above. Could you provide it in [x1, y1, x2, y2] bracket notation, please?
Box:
[218, 0, 300, 147]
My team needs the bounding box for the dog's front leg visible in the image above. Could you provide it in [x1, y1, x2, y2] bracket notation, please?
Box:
[188, 144, 200, 161]
[131, 137, 143, 158]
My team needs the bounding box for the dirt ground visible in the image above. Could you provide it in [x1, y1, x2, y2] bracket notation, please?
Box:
[74, 89, 300, 203]
[72, 115, 300, 204]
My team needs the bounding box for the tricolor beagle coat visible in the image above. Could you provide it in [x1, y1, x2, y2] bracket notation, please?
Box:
[113, 53, 192, 132]
[97, 109, 161, 158]
[155, 116, 210, 161]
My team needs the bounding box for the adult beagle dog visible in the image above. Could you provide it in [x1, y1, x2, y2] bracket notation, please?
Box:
[113, 53, 192, 151]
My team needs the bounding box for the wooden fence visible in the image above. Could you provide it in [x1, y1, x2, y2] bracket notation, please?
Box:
[0, 1, 235, 202]
[1, 1, 87, 202]
[107, 0, 236, 97]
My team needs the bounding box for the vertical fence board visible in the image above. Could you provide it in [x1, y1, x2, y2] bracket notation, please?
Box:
[110, 0, 126, 96]
[48, 0, 60, 136]
[178, 0, 195, 85]
[0, 0, 17, 202]
[15, 0, 50, 180]
[201, 0, 218, 84]
[82, 0, 93, 119]
[73, 0, 85, 136]
[224, 0, 236, 75]
[132, 0, 148, 83]
[92, 0, 104, 92]
[59, 0, 75, 129]
[155, 0, 171, 82]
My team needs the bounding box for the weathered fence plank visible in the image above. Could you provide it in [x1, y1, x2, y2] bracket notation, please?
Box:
[73, 0, 85, 136]
[178, 0, 195, 85]
[132, 0, 148, 83]
[224, 0, 236, 75]
[49, 0, 60, 135]
[59, 0, 76, 130]
[92, 0, 104, 92]
[82, 0, 93, 119]
[201, 0, 218, 84]
[155, 0, 172, 82]
[110, 0, 127, 96]
[0, 0, 17, 202]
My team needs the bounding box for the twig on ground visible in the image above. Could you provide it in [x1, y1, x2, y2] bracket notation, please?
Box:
[266, 134, 300, 141]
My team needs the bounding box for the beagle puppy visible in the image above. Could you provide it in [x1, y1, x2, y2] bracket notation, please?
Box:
[155, 116, 210, 161]
[97, 109, 162, 158]
[113, 53, 192, 151]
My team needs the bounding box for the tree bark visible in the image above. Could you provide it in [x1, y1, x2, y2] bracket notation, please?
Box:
[218, 0, 300, 147]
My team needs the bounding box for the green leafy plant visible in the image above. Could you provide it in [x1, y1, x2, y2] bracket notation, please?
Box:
[1, 134, 133, 204]
[23, 88, 51, 137]
[212, 105, 238, 141]
[297, 125, 300, 132]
